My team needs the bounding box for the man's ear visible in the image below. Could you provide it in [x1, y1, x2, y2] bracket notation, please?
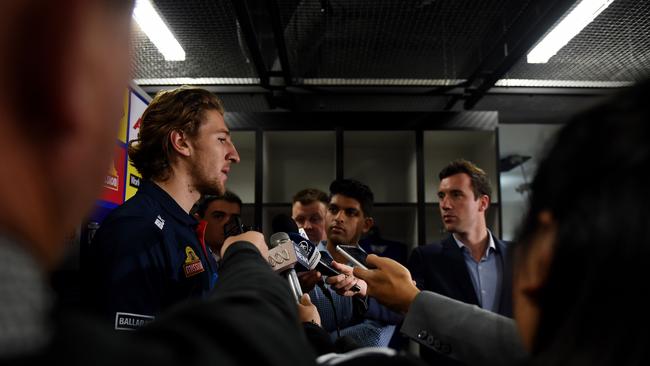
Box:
[478, 194, 490, 212]
[170, 130, 191, 157]
[362, 217, 375, 234]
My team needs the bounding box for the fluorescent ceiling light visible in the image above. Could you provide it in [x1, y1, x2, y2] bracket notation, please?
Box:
[527, 0, 614, 63]
[132, 0, 185, 61]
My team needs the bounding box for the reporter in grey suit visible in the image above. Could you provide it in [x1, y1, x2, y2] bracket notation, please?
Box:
[355, 254, 526, 366]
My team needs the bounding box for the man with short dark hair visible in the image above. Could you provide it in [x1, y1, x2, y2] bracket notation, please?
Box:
[408, 159, 512, 365]
[306, 179, 397, 347]
[86, 86, 242, 329]
[191, 191, 242, 259]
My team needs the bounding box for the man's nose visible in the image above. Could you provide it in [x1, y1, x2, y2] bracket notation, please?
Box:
[440, 196, 451, 210]
[334, 210, 345, 221]
[227, 143, 240, 163]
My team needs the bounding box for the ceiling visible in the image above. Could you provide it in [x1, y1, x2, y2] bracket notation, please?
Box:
[132, 0, 650, 116]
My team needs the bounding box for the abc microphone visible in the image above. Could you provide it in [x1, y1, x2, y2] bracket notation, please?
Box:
[272, 214, 360, 292]
[268, 232, 304, 303]
[286, 232, 361, 293]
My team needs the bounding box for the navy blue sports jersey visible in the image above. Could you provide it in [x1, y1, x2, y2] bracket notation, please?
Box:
[85, 181, 218, 330]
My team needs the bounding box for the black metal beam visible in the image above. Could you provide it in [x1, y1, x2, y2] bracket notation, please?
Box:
[231, 0, 270, 87]
[226, 111, 498, 131]
[443, 95, 462, 111]
[494, 127, 503, 238]
[254, 129, 263, 229]
[416, 130, 426, 246]
[266, 0, 293, 86]
[139, 85, 270, 94]
[460, 0, 578, 110]
[137, 83, 612, 97]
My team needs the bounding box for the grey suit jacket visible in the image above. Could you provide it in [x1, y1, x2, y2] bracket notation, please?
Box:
[401, 291, 527, 366]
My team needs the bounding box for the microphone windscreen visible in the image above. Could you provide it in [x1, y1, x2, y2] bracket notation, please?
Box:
[269, 232, 290, 249]
[271, 213, 299, 234]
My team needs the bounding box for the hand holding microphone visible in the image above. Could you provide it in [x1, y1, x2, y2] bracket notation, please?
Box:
[296, 293, 321, 326]
[221, 215, 266, 258]
[221, 231, 268, 259]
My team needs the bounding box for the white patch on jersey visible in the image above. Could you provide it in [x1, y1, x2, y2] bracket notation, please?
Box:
[154, 215, 165, 230]
[114, 312, 155, 331]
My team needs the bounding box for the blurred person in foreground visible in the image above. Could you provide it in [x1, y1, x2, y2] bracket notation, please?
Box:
[0, 1, 315, 364]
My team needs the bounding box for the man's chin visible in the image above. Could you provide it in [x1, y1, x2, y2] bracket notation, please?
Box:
[328, 234, 348, 245]
[196, 181, 225, 196]
[444, 226, 458, 234]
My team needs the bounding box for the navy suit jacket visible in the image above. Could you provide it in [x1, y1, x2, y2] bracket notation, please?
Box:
[407, 234, 513, 365]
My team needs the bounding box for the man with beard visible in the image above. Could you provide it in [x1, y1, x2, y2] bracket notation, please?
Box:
[86, 87, 241, 329]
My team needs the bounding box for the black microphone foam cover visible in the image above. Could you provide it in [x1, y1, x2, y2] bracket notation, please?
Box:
[271, 213, 299, 234]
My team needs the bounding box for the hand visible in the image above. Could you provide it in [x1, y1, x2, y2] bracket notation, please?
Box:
[298, 270, 322, 293]
[326, 261, 367, 297]
[221, 231, 268, 259]
[353, 254, 420, 313]
[297, 293, 321, 326]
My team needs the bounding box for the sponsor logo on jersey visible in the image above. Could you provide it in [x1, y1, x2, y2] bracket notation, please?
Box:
[114, 312, 154, 331]
[183, 246, 205, 277]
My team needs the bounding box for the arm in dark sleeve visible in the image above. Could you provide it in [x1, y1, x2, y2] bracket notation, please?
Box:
[407, 247, 426, 290]
[352, 294, 403, 325]
[51, 241, 318, 366]
[363, 296, 404, 325]
[148, 242, 317, 366]
[303, 322, 336, 356]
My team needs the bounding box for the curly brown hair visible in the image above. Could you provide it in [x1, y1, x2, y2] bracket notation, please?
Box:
[128, 86, 225, 181]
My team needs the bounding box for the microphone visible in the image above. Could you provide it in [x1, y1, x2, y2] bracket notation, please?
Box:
[290, 234, 361, 293]
[271, 214, 360, 292]
[268, 232, 304, 303]
[287, 232, 320, 271]
[271, 213, 299, 234]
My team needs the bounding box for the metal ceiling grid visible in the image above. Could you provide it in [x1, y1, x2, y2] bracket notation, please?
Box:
[133, 0, 259, 85]
[277, 0, 530, 84]
[499, 0, 650, 87]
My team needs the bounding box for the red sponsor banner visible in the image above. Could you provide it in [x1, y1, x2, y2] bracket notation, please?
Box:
[99, 144, 127, 205]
